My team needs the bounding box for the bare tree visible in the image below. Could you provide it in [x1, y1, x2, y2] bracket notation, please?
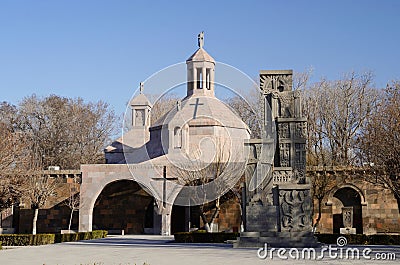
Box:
[309, 168, 337, 231]
[0, 110, 29, 214]
[18, 94, 118, 169]
[25, 172, 60, 234]
[64, 180, 80, 232]
[172, 140, 245, 232]
[225, 92, 263, 139]
[302, 71, 378, 166]
[359, 81, 400, 211]
[149, 93, 180, 125]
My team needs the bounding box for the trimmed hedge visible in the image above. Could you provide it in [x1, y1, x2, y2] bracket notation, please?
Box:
[0, 230, 108, 246]
[316, 234, 400, 245]
[0, 234, 55, 246]
[55, 230, 108, 243]
[174, 231, 239, 243]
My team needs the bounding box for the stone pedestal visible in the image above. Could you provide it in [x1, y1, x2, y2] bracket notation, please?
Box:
[235, 185, 319, 248]
[340, 227, 356, 234]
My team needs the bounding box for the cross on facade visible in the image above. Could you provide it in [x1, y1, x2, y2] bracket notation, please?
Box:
[189, 98, 204, 119]
[152, 166, 178, 208]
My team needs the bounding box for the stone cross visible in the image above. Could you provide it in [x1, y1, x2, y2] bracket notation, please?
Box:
[189, 98, 204, 119]
[139, 82, 144, 94]
[198, 31, 204, 49]
[152, 166, 178, 208]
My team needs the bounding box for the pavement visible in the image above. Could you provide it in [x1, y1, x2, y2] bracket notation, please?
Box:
[0, 235, 399, 265]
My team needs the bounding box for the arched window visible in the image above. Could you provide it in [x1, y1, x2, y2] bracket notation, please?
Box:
[197, 68, 203, 89]
[206, 68, 211, 89]
[174, 127, 182, 148]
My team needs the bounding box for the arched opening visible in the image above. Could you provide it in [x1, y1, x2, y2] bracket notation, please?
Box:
[93, 180, 154, 234]
[332, 187, 363, 234]
[171, 190, 241, 234]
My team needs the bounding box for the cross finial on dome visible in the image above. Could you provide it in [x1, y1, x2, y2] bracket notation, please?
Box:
[198, 31, 204, 49]
[139, 82, 144, 94]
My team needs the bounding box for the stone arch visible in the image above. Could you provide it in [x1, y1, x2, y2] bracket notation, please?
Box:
[79, 165, 157, 233]
[327, 184, 365, 234]
[326, 183, 367, 206]
[171, 189, 242, 234]
[92, 179, 154, 234]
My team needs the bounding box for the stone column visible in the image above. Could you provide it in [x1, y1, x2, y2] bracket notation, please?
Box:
[154, 199, 173, 235]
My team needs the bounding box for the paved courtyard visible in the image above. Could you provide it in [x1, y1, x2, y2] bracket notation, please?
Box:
[0, 235, 399, 265]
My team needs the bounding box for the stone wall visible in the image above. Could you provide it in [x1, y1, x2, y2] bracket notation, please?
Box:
[200, 196, 242, 232]
[314, 176, 400, 235]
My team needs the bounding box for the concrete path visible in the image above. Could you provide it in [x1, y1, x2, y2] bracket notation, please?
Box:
[0, 235, 399, 265]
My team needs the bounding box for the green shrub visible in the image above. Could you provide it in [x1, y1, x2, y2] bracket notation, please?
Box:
[174, 232, 239, 243]
[0, 241, 2, 250]
[0, 234, 55, 246]
[55, 230, 108, 243]
[0, 230, 107, 246]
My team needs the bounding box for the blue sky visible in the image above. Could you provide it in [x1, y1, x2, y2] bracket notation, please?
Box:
[1, 0, 399, 116]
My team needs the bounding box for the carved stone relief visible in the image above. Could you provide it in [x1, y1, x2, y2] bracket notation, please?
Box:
[260, 74, 292, 92]
[279, 143, 291, 167]
[278, 123, 290, 139]
[278, 92, 295, 118]
[294, 143, 306, 170]
[273, 170, 293, 183]
[279, 189, 311, 231]
[295, 122, 307, 138]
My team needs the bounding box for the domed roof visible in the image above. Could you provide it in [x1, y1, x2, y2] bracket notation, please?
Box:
[186, 48, 215, 63]
[151, 95, 249, 133]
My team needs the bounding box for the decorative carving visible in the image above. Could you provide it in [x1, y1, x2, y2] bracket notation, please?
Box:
[279, 190, 311, 231]
[279, 143, 290, 167]
[342, 207, 353, 228]
[293, 168, 306, 184]
[278, 92, 295, 118]
[260, 74, 292, 92]
[278, 123, 290, 139]
[273, 170, 293, 183]
[295, 122, 307, 138]
[294, 143, 306, 170]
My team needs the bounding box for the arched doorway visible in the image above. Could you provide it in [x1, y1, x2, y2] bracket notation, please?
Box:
[332, 187, 363, 234]
[171, 190, 241, 234]
[93, 180, 154, 234]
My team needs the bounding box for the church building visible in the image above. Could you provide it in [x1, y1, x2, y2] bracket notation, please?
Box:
[79, 33, 250, 235]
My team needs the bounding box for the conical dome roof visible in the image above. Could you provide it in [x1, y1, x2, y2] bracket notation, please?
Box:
[186, 48, 215, 63]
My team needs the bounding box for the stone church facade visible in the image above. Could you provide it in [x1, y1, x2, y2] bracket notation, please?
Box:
[79, 35, 250, 235]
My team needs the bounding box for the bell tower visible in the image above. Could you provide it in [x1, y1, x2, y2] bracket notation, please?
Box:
[127, 82, 152, 145]
[186, 32, 215, 97]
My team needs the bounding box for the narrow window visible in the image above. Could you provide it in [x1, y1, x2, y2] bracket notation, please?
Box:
[174, 127, 182, 148]
[197, 68, 203, 89]
[206, 69, 211, 89]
